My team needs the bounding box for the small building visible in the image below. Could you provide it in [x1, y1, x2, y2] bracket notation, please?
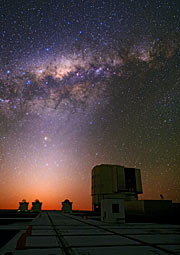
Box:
[61, 199, 72, 213]
[101, 198, 125, 223]
[31, 199, 42, 212]
[17, 199, 29, 212]
[92, 164, 143, 211]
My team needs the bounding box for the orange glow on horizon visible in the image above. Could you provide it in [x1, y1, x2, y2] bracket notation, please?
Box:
[0, 169, 92, 211]
[0, 191, 92, 211]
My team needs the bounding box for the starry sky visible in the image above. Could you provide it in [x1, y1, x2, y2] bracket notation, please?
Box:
[0, 0, 180, 210]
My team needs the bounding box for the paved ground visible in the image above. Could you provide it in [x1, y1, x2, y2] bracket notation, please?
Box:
[0, 211, 180, 255]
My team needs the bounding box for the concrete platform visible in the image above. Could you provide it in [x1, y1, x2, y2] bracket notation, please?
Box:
[0, 211, 179, 255]
[31, 225, 53, 230]
[63, 235, 140, 247]
[58, 228, 114, 235]
[72, 246, 171, 255]
[108, 227, 180, 235]
[127, 234, 180, 244]
[14, 248, 64, 255]
[26, 236, 61, 248]
[31, 229, 56, 235]
[157, 245, 180, 254]
[57, 225, 96, 230]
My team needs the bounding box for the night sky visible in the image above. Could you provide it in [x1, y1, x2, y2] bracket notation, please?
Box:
[0, 0, 180, 210]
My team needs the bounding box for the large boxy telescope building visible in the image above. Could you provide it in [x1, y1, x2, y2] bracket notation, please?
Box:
[92, 164, 143, 211]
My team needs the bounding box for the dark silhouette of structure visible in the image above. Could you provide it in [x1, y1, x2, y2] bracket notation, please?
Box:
[31, 199, 42, 212]
[17, 199, 29, 212]
[61, 199, 72, 213]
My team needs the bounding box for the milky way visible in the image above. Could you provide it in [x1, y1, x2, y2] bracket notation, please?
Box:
[0, 0, 180, 209]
